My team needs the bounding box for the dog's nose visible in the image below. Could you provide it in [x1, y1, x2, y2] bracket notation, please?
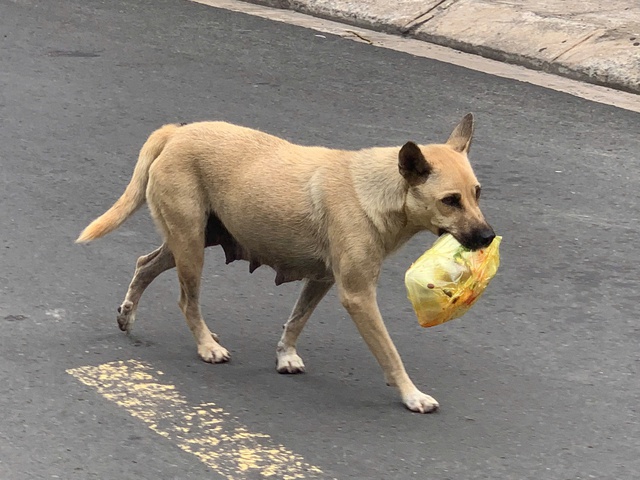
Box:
[455, 226, 496, 250]
[476, 227, 496, 249]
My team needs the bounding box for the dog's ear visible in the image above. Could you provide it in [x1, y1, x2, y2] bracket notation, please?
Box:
[446, 113, 474, 154]
[399, 141, 431, 183]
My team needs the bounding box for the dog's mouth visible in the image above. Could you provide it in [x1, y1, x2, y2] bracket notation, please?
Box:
[439, 227, 496, 251]
[437, 228, 495, 251]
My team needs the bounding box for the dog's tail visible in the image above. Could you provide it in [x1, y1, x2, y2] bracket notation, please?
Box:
[76, 123, 180, 243]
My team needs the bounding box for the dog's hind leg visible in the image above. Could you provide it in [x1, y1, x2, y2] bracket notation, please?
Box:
[149, 182, 230, 364]
[117, 243, 176, 333]
[172, 236, 230, 363]
[276, 279, 333, 374]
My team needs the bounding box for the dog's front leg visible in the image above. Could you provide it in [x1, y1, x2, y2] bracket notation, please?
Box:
[276, 279, 334, 374]
[336, 280, 439, 413]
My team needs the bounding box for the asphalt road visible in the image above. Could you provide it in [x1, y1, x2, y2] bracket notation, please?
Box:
[1, 0, 640, 479]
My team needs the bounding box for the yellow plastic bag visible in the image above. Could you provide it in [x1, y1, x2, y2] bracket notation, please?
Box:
[405, 233, 502, 328]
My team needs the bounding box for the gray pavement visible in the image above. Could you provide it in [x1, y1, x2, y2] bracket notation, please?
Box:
[1, 0, 640, 479]
[244, 0, 640, 94]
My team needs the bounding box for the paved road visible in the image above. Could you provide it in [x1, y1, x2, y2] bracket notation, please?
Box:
[1, 0, 639, 479]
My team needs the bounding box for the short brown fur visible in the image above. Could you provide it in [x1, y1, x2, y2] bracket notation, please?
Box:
[77, 114, 494, 413]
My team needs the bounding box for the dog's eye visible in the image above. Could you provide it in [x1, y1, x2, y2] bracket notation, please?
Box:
[441, 194, 462, 208]
[475, 186, 481, 202]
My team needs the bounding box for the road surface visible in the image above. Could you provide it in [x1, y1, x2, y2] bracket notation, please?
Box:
[1, 0, 639, 478]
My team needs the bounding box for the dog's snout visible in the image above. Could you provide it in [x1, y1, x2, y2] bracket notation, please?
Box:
[458, 226, 496, 251]
[477, 227, 496, 247]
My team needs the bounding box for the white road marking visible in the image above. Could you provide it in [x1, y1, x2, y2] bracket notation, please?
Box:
[45, 308, 65, 320]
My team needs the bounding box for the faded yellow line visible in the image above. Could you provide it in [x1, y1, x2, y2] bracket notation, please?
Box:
[67, 360, 325, 480]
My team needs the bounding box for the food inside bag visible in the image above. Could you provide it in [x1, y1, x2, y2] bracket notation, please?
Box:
[405, 233, 502, 328]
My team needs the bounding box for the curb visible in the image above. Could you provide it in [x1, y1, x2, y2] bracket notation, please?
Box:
[239, 0, 640, 95]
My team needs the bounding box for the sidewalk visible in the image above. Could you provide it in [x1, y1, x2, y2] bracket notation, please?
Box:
[242, 0, 640, 95]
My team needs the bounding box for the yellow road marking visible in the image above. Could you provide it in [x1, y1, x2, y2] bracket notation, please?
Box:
[67, 360, 325, 479]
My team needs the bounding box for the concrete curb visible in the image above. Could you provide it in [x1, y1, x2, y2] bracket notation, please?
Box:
[240, 0, 640, 95]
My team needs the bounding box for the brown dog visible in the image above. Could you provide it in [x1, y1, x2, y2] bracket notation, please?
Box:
[77, 114, 494, 413]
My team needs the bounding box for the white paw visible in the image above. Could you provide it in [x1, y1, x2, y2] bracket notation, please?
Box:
[198, 341, 230, 364]
[403, 390, 439, 413]
[276, 352, 306, 374]
[117, 301, 136, 333]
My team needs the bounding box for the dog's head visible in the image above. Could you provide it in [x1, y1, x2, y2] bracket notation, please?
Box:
[399, 113, 495, 251]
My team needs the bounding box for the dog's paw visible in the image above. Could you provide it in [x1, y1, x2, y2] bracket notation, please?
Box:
[276, 352, 306, 374]
[403, 390, 439, 414]
[198, 342, 231, 364]
[117, 301, 136, 333]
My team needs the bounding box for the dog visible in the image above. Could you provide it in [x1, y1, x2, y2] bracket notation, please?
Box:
[77, 114, 494, 413]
